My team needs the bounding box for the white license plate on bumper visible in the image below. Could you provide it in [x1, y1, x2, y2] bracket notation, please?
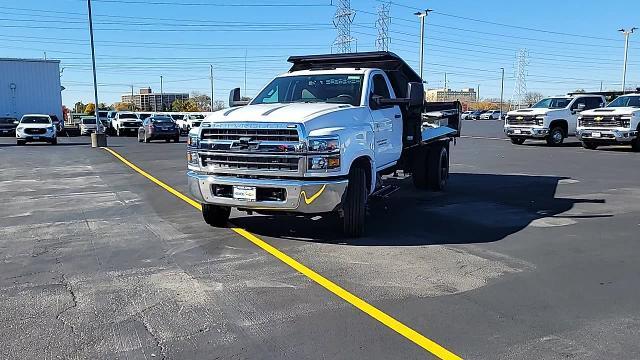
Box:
[513, 129, 522, 134]
[592, 132, 601, 138]
[233, 186, 256, 201]
[32, 136, 40, 140]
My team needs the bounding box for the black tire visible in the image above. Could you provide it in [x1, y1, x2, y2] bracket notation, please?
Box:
[581, 141, 598, 150]
[427, 143, 449, 191]
[546, 126, 564, 146]
[50, 137, 57, 145]
[16, 140, 25, 146]
[510, 137, 526, 145]
[342, 166, 367, 238]
[202, 204, 231, 227]
[632, 137, 640, 152]
[165, 138, 171, 143]
[174, 136, 180, 143]
[144, 133, 150, 143]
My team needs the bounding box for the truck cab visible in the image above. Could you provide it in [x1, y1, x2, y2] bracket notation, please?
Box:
[577, 93, 640, 151]
[504, 94, 605, 146]
[187, 52, 460, 237]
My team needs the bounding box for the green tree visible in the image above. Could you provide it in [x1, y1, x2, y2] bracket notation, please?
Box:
[98, 102, 109, 110]
[172, 99, 186, 112]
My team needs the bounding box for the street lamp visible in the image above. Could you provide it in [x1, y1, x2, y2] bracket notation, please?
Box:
[87, 0, 106, 146]
[619, 27, 637, 93]
[414, 9, 432, 81]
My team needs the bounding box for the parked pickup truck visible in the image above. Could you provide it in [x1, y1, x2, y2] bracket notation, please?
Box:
[186, 52, 461, 237]
[577, 93, 640, 151]
[504, 94, 605, 146]
[112, 112, 142, 136]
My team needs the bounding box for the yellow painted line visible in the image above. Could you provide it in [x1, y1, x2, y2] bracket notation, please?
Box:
[102, 146, 462, 360]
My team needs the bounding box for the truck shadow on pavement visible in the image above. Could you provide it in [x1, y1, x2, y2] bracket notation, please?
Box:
[232, 173, 607, 246]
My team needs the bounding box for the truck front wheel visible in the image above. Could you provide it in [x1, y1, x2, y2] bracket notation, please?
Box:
[510, 137, 526, 145]
[342, 166, 367, 238]
[546, 127, 564, 146]
[202, 204, 230, 227]
[427, 143, 449, 191]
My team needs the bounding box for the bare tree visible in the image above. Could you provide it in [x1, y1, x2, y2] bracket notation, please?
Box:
[523, 92, 544, 106]
[191, 91, 212, 111]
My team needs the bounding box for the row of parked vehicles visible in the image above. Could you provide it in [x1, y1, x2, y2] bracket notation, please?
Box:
[503, 91, 640, 150]
[461, 109, 504, 120]
[66, 111, 209, 136]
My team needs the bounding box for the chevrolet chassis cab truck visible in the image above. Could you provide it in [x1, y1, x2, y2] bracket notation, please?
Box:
[577, 93, 640, 151]
[187, 52, 461, 237]
[504, 94, 605, 146]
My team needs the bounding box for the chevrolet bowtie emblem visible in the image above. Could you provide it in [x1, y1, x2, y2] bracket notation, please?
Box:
[594, 116, 603, 121]
[516, 116, 524, 120]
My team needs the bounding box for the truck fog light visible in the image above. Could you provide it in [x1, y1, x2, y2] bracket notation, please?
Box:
[327, 156, 340, 169]
[309, 156, 327, 170]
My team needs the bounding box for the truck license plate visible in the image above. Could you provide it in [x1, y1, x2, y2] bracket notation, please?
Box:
[32, 136, 40, 140]
[592, 132, 601, 138]
[233, 186, 256, 201]
[513, 129, 522, 134]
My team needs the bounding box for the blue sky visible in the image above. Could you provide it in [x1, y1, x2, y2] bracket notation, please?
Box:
[2, 0, 638, 106]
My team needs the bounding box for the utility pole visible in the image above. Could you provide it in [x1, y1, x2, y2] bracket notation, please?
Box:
[414, 9, 432, 81]
[619, 27, 637, 93]
[160, 75, 163, 111]
[444, 72, 447, 90]
[131, 85, 134, 111]
[244, 49, 247, 98]
[600, 80, 603, 92]
[500, 67, 505, 116]
[210, 65, 215, 111]
[86, 0, 105, 145]
[477, 84, 480, 102]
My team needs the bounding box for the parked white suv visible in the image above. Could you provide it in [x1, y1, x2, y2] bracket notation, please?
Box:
[480, 110, 502, 120]
[112, 112, 141, 136]
[504, 94, 605, 146]
[16, 114, 57, 145]
[577, 94, 640, 151]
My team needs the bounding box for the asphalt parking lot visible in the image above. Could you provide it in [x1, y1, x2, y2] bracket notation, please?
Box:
[1, 120, 639, 359]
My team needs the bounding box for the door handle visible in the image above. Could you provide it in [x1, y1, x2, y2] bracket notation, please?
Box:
[394, 114, 401, 119]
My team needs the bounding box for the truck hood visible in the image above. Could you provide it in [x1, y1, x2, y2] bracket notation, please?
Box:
[205, 103, 354, 125]
[507, 108, 566, 117]
[581, 107, 640, 116]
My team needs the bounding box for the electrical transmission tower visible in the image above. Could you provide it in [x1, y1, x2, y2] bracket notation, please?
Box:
[375, 1, 391, 51]
[332, 0, 356, 53]
[512, 49, 529, 109]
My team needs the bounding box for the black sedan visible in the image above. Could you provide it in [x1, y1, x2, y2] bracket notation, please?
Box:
[0, 117, 18, 136]
[137, 116, 180, 143]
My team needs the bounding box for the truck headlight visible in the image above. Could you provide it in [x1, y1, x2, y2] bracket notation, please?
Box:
[187, 135, 199, 148]
[187, 151, 199, 165]
[535, 116, 545, 126]
[308, 155, 340, 171]
[620, 116, 632, 128]
[16, 126, 24, 132]
[308, 136, 339, 153]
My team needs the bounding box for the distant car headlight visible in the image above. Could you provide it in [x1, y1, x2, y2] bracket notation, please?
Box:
[307, 136, 339, 153]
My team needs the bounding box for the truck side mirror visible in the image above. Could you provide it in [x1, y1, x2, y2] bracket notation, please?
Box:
[407, 82, 424, 107]
[369, 94, 383, 110]
[229, 88, 249, 107]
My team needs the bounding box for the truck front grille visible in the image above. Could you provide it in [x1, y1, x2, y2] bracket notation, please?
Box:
[201, 153, 300, 172]
[201, 128, 299, 142]
[122, 121, 140, 127]
[507, 115, 536, 125]
[580, 116, 622, 127]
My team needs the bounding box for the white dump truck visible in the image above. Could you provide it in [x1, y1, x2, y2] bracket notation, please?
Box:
[187, 52, 461, 237]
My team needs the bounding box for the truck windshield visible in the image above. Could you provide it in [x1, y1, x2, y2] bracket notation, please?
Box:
[82, 118, 96, 124]
[119, 113, 138, 119]
[171, 114, 184, 120]
[607, 95, 640, 108]
[21, 116, 50, 124]
[532, 98, 571, 109]
[188, 114, 205, 120]
[252, 74, 364, 106]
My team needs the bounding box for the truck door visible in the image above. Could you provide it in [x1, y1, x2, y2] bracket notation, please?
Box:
[569, 98, 588, 135]
[368, 72, 403, 169]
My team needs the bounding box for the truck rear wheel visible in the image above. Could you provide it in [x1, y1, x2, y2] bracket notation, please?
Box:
[427, 143, 449, 191]
[342, 166, 367, 238]
[546, 127, 564, 146]
[510, 137, 526, 145]
[202, 204, 230, 227]
[581, 141, 598, 150]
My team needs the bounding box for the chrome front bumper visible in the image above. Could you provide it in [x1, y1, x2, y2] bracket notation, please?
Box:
[577, 129, 637, 143]
[504, 126, 548, 138]
[188, 171, 348, 213]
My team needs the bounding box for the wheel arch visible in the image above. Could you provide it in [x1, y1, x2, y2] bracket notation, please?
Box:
[549, 119, 568, 136]
[348, 155, 374, 194]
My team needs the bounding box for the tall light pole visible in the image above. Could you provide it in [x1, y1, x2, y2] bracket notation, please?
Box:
[414, 9, 432, 81]
[210, 65, 215, 111]
[160, 75, 164, 111]
[619, 27, 637, 93]
[87, 0, 106, 146]
[500, 67, 505, 116]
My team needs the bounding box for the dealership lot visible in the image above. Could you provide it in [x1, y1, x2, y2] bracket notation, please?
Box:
[1, 120, 639, 359]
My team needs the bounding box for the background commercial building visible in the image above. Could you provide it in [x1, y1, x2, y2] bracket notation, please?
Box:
[122, 87, 189, 111]
[426, 88, 477, 103]
[0, 58, 63, 120]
